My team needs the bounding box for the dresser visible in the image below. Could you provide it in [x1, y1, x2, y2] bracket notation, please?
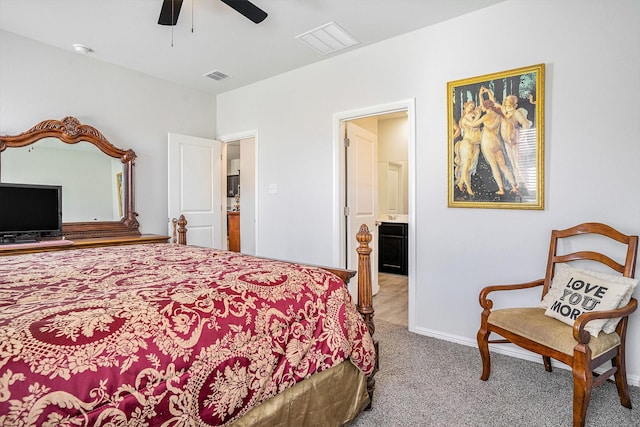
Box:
[0, 234, 170, 256]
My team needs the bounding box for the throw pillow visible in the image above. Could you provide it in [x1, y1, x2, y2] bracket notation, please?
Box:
[542, 264, 638, 337]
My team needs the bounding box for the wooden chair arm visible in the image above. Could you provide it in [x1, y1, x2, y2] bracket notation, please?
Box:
[572, 297, 638, 343]
[479, 278, 545, 310]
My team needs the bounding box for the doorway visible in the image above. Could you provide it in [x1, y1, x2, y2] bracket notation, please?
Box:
[220, 133, 257, 255]
[334, 99, 415, 331]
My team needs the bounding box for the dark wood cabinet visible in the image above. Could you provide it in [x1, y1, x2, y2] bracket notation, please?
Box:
[378, 222, 408, 275]
[227, 212, 240, 252]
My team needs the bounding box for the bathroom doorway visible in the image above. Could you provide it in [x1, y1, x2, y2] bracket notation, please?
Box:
[335, 99, 415, 330]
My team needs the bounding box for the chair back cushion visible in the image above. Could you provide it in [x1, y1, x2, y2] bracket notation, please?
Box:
[540, 264, 638, 336]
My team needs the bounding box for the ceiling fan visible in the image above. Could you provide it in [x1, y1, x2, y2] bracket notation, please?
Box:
[158, 0, 268, 26]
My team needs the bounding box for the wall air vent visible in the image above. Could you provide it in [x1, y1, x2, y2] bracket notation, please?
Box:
[203, 70, 231, 81]
[295, 22, 359, 55]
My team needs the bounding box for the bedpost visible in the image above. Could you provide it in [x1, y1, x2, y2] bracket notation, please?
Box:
[356, 224, 375, 335]
[356, 223, 378, 410]
[172, 215, 188, 245]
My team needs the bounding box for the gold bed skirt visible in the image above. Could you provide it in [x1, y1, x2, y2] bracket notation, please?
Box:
[231, 360, 369, 427]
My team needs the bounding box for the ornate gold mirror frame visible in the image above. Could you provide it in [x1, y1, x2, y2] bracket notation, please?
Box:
[0, 116, 140, 239]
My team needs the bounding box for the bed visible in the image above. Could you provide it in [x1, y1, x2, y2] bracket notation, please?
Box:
[0, 227, 377, 426]
[0, 116, 378, 426]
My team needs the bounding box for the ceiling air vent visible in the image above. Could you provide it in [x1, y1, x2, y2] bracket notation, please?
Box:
[295, 22, 359, 55]
[203, 70, 231, 81]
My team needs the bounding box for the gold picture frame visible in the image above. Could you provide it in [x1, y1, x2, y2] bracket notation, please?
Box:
[447, 63, 545, 209]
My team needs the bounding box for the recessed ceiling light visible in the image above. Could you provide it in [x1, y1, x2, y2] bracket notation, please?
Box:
[295, 22, 359, 55]
[72, 44, 93, 54]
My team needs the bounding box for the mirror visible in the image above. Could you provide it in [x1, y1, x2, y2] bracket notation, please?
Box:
[1, 138, 124, 222]
[378, 161, 408, 215]
[0, 116, 139, 239]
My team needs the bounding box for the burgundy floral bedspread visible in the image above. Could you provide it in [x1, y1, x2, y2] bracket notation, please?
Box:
[0, 244, 376, 426]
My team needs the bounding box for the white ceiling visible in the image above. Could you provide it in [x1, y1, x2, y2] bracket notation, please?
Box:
[0, 0, 504, 95]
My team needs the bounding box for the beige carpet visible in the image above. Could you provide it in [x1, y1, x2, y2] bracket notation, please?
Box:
[351, 320, 640, 427]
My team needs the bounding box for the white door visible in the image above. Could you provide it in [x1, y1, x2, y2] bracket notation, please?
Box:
[346, 121, 379, 294]
[168, 133, 222, 248]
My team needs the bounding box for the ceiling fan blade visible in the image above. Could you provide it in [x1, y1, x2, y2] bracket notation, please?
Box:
[220, 0, 268, 24]
[158, 0, 184, 26]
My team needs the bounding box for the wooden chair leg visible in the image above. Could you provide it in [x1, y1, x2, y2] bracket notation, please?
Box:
[542, 355, 552, 372]
[477, 326, 491, 381]
[572, 357, 593, 427]
[613, 348, 632, 408]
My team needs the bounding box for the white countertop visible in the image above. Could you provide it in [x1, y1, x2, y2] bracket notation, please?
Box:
[379, 214, 408, 223]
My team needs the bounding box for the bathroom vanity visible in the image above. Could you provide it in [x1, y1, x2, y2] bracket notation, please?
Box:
[378, 221, 408, 275]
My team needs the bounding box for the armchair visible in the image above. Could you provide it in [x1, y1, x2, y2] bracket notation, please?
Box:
[477, 222, 638, 427]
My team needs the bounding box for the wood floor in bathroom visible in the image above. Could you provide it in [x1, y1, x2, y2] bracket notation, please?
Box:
[373, 272, 408, 327]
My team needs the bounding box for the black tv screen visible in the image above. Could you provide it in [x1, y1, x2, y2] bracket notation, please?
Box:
[0, 183, 62, 240]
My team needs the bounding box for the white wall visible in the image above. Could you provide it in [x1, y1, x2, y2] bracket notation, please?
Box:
[217, 0, 640, 382]
[0, 30, 216, 235]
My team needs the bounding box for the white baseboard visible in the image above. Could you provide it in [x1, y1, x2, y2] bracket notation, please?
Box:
[411, 326, 640, 387]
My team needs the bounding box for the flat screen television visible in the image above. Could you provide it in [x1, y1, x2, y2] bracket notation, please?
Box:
[0, 183, 63, 243]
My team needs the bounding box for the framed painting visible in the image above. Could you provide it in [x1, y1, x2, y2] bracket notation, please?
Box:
[447, 63, 545, 209]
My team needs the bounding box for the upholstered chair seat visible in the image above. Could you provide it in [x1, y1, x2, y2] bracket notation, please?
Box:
[489, 308, 621, 358]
